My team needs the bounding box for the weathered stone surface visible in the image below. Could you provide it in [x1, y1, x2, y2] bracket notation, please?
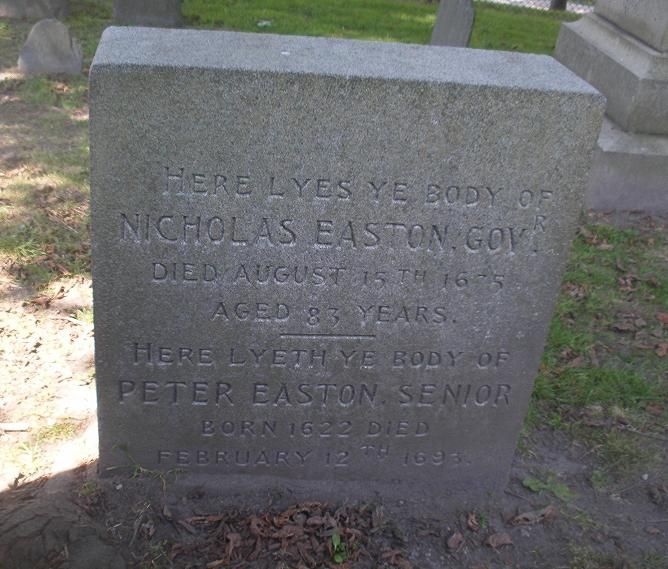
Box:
[586, 117, 668, 213]
[90, 27, 603, 508]
[431, 0, 474, 47]
[113, 0, 182, 27]
[595, 0, 668, 53]
[0, 0, 68, 20]
[555, 14, 668, 135]
[18, 19, 82, 76]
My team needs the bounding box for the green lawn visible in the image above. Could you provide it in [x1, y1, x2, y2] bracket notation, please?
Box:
[182, 0, 577, 53]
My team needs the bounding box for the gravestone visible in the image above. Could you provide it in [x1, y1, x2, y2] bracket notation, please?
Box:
[555, 0, 668, 212]
[431, 0, 474, 47]
[0, 0, 68, 20]
[90, 27, 604, 508]
[18, 19, 82, 76]
[113, 0, 182, 27]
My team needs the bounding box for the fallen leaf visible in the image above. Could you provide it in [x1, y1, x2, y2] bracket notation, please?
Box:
[657, 313, 668, 326]
[466, 512, 480, 532]
[618, 274, 637, 292]
[382, 549, 413, 568]
[225, 532, 242, 559]
[655, 342, 668, 358]
[485, 532, 513, 549]
[646, 402, 664, 416]
[612, 320, 636, 332]
[446, 531, 464, 551]
[272, 524, 304, 539]
[511, 505, 558, 526]
[645, 527, 661, 535]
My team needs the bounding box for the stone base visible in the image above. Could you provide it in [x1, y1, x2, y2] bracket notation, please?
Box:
[555, 14, 668, 136]
[586, 117, 668, 213]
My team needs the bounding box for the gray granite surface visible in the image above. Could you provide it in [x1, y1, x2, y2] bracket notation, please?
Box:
[90, 27, 604, 508]
[431, 0, 474, 47]
[113, 0, 181, 27]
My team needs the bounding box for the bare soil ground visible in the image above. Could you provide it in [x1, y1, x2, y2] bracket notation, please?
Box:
[1, 10, 667, 569]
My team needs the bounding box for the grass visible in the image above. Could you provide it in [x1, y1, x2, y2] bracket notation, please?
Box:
[531, 222, 668, 479]
[34, 421, 81, 443]
[183, 0, 576, 53]
[569, 546, 668, 569]
[523, 472, 576, 501]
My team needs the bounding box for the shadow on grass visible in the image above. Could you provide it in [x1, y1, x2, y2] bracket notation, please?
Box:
[0, 80, 91, 289]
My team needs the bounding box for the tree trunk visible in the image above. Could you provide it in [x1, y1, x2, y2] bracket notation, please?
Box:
[550, 0, 568, 10]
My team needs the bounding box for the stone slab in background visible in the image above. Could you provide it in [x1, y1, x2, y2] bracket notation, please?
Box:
[586, 118, 668, 213]
[113, 0, 182, 27]
[0, 0, 68, 20]
[595, 0, 668, 53]
[18, 19, 82, 76]
[90, 27, 603, 509]
[555, 14, 668, 136]
[431, 0, 474, 47]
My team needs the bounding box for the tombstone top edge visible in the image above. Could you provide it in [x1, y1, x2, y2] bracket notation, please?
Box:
[91, 26, 602, 97]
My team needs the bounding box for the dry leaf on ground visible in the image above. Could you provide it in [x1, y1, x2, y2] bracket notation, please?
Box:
[446, 531, 464, 551]
[485, 532, 513, 549]
[511, 505, 558, 526]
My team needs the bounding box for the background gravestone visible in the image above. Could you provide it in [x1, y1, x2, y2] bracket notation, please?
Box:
[431, 0, 474, 47]
[113, 0, 182, 27]
[0, 0, 68, 19]
[18, 19, 82, 76]
[90, 27, 603, 509]
[555, 0, 668, 213]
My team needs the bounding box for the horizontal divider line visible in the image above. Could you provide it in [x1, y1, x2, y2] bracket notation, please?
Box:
[279, 333, 376, 339]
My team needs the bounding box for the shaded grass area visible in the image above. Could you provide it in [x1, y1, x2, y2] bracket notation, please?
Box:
[0, 1, 106, 286]
[531, 223, 668, 483]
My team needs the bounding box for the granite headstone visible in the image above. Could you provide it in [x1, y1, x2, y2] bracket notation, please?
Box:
[90, 27, 604, 507]
[113, 0, 182, 27]
[431, 0, 474, 47]
[18, 19, 82, 76]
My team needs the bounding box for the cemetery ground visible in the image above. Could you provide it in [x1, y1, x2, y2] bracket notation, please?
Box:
[0, 1, 667, 568]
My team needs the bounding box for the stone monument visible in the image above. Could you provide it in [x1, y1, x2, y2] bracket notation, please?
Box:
[431, 0, 475, 47]
[90, 27, 603, 508]
[0, 0, 68, 19]
[18, 19, 83, 76]
[113, 0, 182, 27]
[555, 0, 668, 213]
